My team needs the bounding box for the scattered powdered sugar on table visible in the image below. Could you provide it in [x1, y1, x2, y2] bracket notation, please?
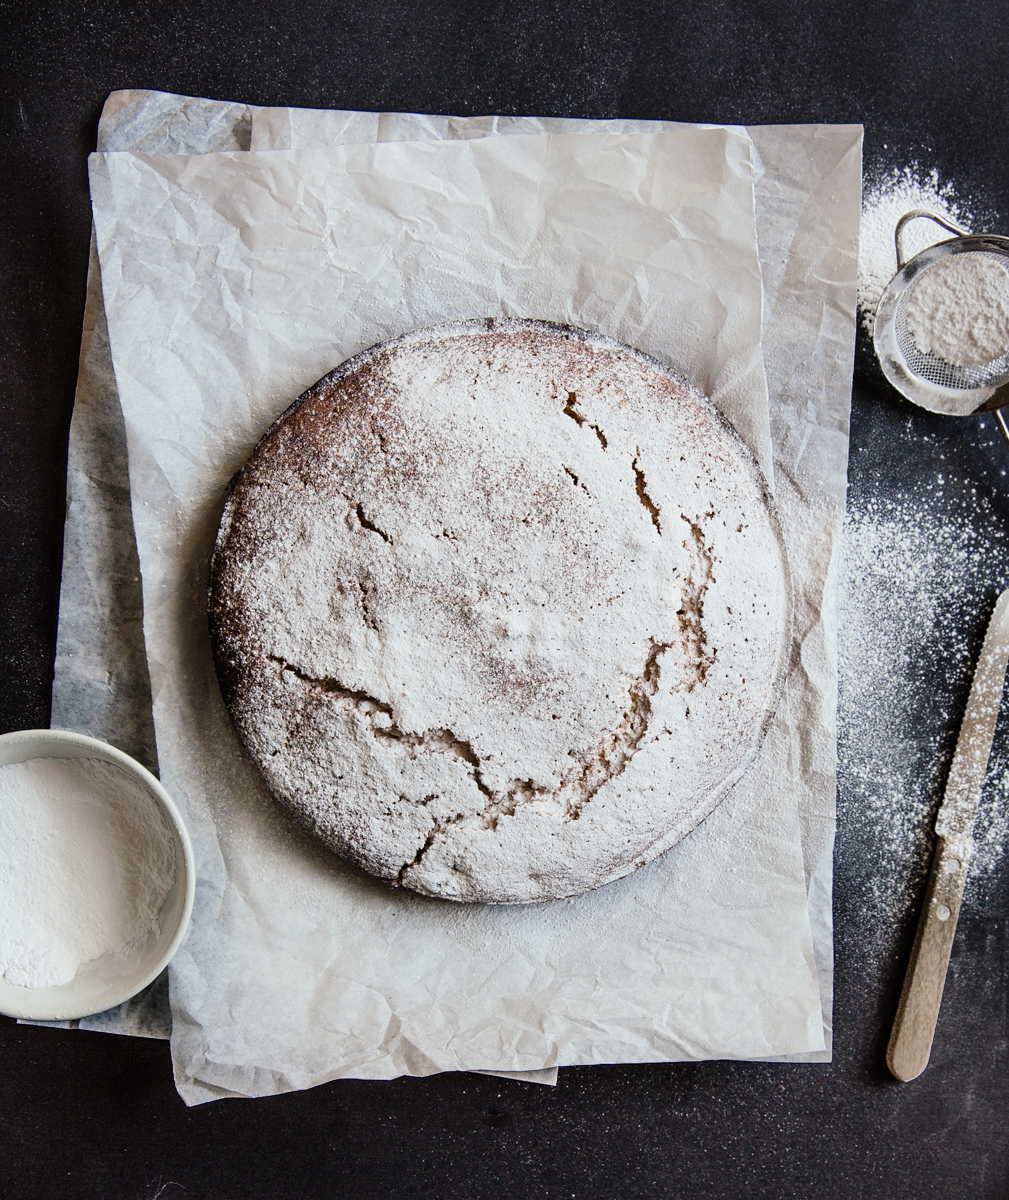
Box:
[904, 252, 1009, 368]
[0, 757, 176, 988]
[858, 164, 975, 337]
[839, 483, 1009, 956]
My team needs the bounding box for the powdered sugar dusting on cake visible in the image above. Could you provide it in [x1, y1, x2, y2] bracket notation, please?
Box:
[210, 321, 791, 904]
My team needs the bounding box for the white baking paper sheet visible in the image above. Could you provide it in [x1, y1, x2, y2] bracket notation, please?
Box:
[43, 91, 859, 1099]
[747, 124, 862, 1061]
[247, 112, 861, 1069]
[86, 123, 829, 1103]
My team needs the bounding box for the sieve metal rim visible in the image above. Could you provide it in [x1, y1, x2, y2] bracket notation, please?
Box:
[874, 232, 1009, 416]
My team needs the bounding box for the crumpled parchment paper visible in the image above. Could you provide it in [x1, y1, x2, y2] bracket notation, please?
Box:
[244, 109, 862, 1071]
[42, 91, 860, 1103]
[87, 121, 830, 1103]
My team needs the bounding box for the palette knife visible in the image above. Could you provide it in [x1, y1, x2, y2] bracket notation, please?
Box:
[887, 588, 1009, 1081]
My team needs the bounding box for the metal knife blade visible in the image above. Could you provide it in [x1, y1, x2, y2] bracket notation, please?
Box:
[887, 587, 1009, 1081]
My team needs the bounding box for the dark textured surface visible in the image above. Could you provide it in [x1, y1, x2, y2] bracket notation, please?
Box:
[2, 1, 1009, 1196]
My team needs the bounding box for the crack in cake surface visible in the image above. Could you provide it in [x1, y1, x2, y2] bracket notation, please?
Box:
[356, 580, 380, 632]
[632, 455, 662, 535]
[561, 390, 608, 449]
[355, 502, 392, 543]
[674, 515, 717, 690]
[563, 465, 590, 495]
[268, 632, 675, 879]
[268, 654, 489, 780]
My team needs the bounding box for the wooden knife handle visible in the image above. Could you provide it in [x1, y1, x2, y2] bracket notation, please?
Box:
[886, 837, 970, 1081]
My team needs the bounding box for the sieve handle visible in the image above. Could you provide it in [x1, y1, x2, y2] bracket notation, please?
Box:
[976, 387, 1009, 451]
[895, 209, 971, 269]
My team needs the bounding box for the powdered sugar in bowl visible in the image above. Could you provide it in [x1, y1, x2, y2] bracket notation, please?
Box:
[0, 729, 195, 1021]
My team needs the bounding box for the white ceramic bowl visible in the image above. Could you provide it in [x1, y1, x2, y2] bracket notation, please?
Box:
[0, 729, 195, 1021]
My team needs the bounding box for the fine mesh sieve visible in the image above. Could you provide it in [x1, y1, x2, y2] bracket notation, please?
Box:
[873, 210, 1009, 441]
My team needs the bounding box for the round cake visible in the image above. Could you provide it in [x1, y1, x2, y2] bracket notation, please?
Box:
[209, 320, 791, 904]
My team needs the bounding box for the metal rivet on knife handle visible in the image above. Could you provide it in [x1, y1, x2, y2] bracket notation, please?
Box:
[886, 589, 1009, 1083]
